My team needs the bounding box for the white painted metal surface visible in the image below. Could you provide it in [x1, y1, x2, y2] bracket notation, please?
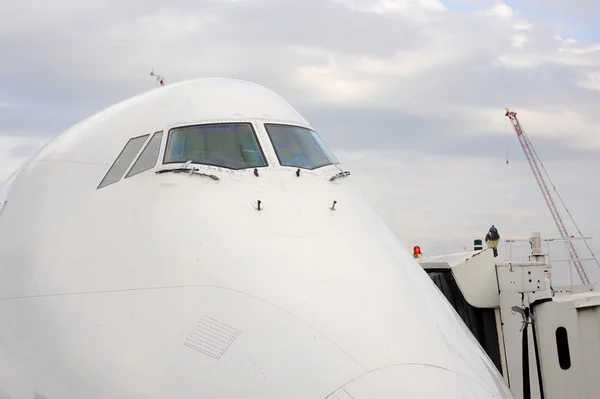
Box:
[420, 249, 500, 308]
[533, 296, 600, 399]
[0, 78, 512, 398]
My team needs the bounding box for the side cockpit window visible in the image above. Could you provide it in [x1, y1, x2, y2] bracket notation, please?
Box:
[97, 131, 164, 189]
[163, 123, 267, 170]
[126, 131, 163, 178]
[265, 124, 338, 170]
[97, 134, 149, 189]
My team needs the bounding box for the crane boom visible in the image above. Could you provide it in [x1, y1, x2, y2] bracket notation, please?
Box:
[505, 108, 590, 285]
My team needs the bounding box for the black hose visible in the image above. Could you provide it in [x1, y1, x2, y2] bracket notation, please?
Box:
[531, 309, 545, 399]
[522, 310, 531, 399]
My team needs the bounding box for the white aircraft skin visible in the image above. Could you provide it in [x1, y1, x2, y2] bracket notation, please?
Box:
[0, 78, 513, 398]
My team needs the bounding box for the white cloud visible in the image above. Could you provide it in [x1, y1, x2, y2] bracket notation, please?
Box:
[333, 0, 446, 15]
[579, 71, 600, 92]
[510, 34, 528, 48]
[291, 47, 459, 106]
[481, 3, 513, 18]
[513, 21, 533, 31]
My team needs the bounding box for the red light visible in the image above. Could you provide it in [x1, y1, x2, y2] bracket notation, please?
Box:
[413, 246, 422, 258]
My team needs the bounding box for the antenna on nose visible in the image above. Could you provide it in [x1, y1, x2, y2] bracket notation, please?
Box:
[150, 69, 166, 87]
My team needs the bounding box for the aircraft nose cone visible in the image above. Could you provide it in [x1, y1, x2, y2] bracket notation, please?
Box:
[326, 364, 512, 399]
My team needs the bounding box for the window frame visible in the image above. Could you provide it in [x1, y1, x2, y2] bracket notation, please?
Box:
[263, 123, 339, 170]
[555, 326, 572, 370]
[161, 122, 269, 171]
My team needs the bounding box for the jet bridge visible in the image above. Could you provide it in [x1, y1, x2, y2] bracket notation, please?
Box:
[419, 249, 504, 376]
[419, 235, 600, 399]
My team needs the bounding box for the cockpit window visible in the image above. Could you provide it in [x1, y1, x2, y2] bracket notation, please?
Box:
[98, 134, 149, 189]
[163, 123, 267, 170]
[126, 131, 163, 178]
[264, 124, 339, 170]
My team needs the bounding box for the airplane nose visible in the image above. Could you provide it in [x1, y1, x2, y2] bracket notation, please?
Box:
[326, 364, 509, 399]
[0, 271, 513, 399]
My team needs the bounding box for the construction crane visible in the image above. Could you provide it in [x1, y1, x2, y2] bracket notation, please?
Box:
[505, 108, 599, 285]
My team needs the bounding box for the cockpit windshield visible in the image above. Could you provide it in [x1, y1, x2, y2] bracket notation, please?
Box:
[163, 123, 267, 170]
[264, 124, 339, 170]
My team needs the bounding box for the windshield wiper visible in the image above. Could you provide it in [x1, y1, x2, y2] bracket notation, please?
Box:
[329, 170, 351, 181]
[156, 168, 220, 181]
[155, 161, 220, 181]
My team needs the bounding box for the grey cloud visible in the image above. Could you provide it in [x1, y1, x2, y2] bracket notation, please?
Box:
[211, 1, 432, 56]
[0, 102, 84, 136]
[2, 0, 429, 94]
[311, 106, 600, 162]
[2, 0, 600, 161]
[522, 0, 600, 19]
[9, 142, 46, 158]
[393, 62, 600, 111]
[449, 0, 600, 19]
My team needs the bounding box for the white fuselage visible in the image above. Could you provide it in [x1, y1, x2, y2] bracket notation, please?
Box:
[0, 78, 513, 398]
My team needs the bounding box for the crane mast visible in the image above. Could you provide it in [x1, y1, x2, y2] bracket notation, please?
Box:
[505, 109, 590, 285]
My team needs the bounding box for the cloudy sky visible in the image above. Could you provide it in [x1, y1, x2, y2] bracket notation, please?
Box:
[2, 0, 599, 285]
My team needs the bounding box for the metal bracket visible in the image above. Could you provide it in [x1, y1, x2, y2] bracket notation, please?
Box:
[511, 305, 535, 332]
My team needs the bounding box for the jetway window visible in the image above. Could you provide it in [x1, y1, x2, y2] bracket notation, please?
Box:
[98, 134, 149, 189]
[126, 131, 163, 178]
[163, 123, 267, 170]
[555, 326, 571, 370]
[265, 124, 339, 170]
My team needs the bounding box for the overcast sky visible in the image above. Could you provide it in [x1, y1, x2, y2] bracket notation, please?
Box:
[2, 0, 599, 285]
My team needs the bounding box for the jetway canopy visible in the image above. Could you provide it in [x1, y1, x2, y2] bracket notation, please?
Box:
[419, 249, 500, 308]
